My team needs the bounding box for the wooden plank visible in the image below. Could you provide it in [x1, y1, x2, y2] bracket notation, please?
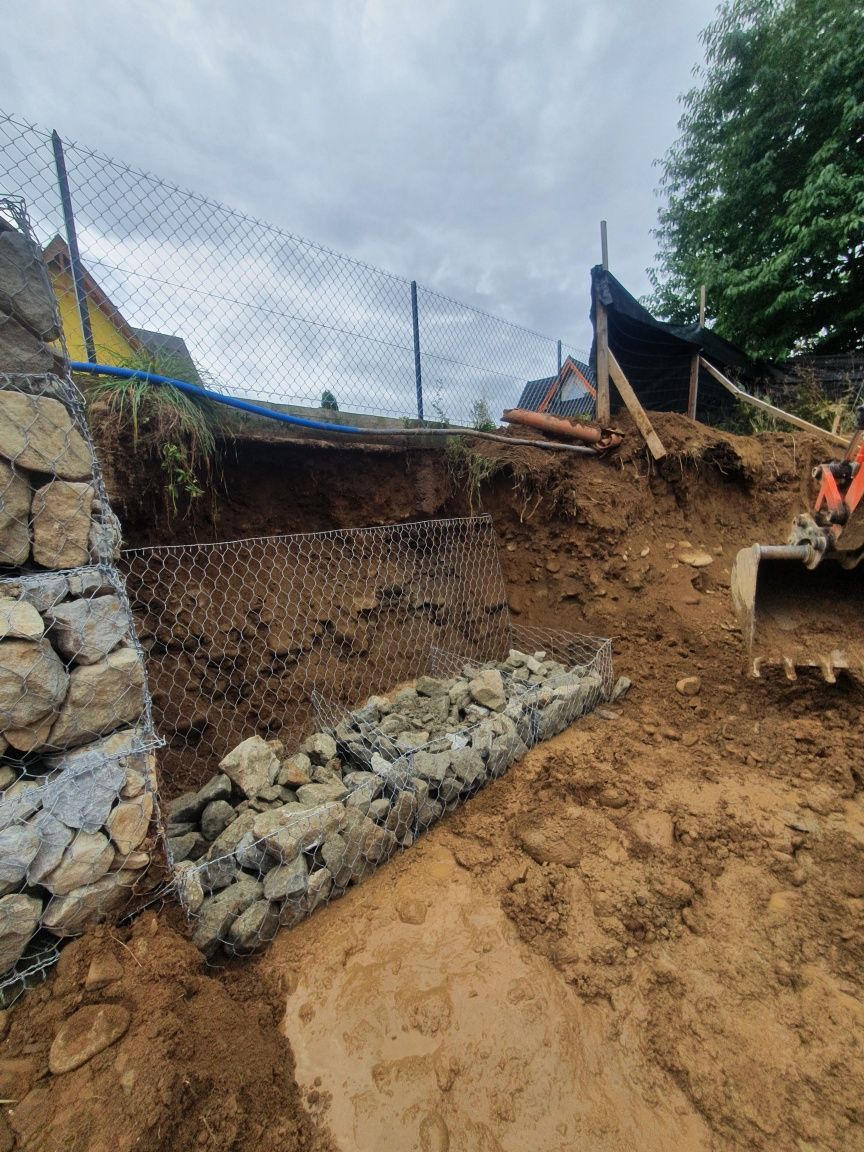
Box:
[608, 350, 667, 460]
[687, 354, 700, 420]
[698, 357, 849, 447]
[595, 221, 611, 425]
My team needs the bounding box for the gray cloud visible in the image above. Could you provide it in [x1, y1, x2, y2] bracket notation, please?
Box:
[2, 0, 715, 412]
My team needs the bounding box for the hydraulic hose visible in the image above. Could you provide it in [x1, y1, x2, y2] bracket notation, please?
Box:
[69, 361, 601, 456]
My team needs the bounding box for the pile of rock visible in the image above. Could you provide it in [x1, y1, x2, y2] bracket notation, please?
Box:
[0, 216, 157, 979]
[170, 649, 606, 957]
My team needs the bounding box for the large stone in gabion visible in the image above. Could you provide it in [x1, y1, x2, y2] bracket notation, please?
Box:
[468, 668, 506, 711]
[252, 803, 344, 861]
[0, 892, 42, 975]
[0, 638, 68, 733]
[31, 480, 95, 569]
[226, 899, 279, 955]
[0, 312, 53, 372]
[0, 228, 60, 340]
[262, 855, 308, 902]
[46, 595, 129, 665]
[41, 831, 115, 896]
[192, 876, 263, 958]
[106, 792, 153, 855]
[0, 391, 91, 479]
[219, 736, 279, 799]
[0, 459, 32, 566]
[0, 597, 43, 641]
[0, 823, 41, 893]
[41, 755, 126, 834]
[48, 647, 146, 749]
[27, 810, 74, 884]
[42, 869, 137, 937]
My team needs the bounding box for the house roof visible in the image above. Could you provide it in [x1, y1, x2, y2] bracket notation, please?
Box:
[516, 355, 596, 418]
[43, 236, 201, 383]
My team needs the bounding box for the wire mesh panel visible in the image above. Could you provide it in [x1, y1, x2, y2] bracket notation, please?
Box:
[121, 517, 512, 797]
[0, 111, 590, 425]
[120, 516, 613, 959]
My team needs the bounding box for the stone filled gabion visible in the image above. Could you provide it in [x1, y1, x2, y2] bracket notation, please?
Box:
[170, 644, 609, 959]
[0, 201, 158, 984]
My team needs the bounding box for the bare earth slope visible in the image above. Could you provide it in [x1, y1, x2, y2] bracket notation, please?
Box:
[3, 416, 863, 1152]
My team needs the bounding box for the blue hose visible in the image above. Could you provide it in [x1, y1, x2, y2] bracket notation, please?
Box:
[68, 360, 600, 454]
[69, 361, 368, 434]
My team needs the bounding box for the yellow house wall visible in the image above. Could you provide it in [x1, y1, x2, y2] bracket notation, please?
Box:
[49, 267, 138, 365]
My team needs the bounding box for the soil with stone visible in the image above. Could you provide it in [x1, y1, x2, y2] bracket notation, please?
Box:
[3, 413, 864, 1152]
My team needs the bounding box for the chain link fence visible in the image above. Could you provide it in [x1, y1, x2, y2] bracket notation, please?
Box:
[0, 111, 590, 428]
[120, 516, 612, 958]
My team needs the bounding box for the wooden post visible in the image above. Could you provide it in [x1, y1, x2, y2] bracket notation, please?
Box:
[595, 221, 611, 425]
[699, 357, 848, 447]
[608, 350, 667, 460]
[687, 284, 706, 421]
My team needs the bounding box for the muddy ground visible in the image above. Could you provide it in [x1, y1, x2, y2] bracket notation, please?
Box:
[3, 413, 864, 1152]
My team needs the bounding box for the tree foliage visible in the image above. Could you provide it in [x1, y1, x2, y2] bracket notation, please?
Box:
[648, 0, 864, 358]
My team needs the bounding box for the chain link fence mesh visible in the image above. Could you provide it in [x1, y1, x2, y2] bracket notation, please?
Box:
[0, 111, 590, 428]
[120, 517, 612, 958]
[0, 196, 160, 1000]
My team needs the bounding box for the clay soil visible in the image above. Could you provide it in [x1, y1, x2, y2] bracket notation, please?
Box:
[3, 413, 864, 1152]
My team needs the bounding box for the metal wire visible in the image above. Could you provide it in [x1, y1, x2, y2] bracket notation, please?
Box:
[0, 110, 591, 428]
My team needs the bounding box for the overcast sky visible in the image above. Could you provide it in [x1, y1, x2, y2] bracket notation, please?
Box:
[3, 0, 716, 356]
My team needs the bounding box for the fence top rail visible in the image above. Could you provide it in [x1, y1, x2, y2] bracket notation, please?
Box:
[120, 514, 496, 558]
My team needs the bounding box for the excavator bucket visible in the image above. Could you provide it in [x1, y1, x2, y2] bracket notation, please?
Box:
[731, 544, 864, 680]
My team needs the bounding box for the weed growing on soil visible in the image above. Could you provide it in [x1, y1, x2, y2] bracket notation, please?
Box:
[444, 437, 504, 513]
[83, 353, 222, 522]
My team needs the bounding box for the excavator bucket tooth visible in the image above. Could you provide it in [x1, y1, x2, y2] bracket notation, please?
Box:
[731, 544, 864, 678]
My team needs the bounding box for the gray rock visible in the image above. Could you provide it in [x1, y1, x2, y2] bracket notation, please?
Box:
[321, 833, 370, 889]
[27, 810, 74, 884]
[310, 761, 343, 786]
[41, 831, 114, 896]
[41, 751, 126, 833]
[0, 392, 90, 479]
[252, 803, 343, 861]
[219, 736, 279, 799]
[296, 781, 347, 806]
[165, 820, 196, 838]
[0, 823, 41, 893]
[416, 798, 443, 828]
[300, 732, 337, 765]
[0, 228, 60, 339]
[263, 855, 308, 901]
[439, 777, 462, 805]
[198, 853, 237, 893]
[416, 676, 452, 698]
[411, 750, 451, 784]
[305, 867, 333, 912]
[167, 833, 202, 863]
[47, 647, 146, 749]
[385, 790, 418, 840]
[256, 783, 284, 802]
[449, 747, 486, 783]
[31, 480, 95, 569]
[611, 676, 631, 702]
[343, 770, 383, 795]
[42, 869, 137, 936]
[192, 876, 263, 958]
[234, 830, 273, 874]
[488, 731, 528, 777]
[206, 810, 256, 860]
[225, 899, 279, 954]
[45, 595, 128, 665]
[0, 892, 42, 975]
[167, 792, 205, 825]
[0, 459, 32, 565]
[200, 799, 236, 842]
[174, 860, 204, 914]
[0, 637, 68, 733]
[0, 312, 54, 372]
[343, 809, 398, 865]
[367, 798, 392, 823]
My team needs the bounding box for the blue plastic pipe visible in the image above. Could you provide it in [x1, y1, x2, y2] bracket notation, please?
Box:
[68, 361, 599, 454]
[69, 361, 368, 434]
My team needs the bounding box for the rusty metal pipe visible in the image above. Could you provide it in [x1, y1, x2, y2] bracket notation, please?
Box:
[501, 408, 623, 450]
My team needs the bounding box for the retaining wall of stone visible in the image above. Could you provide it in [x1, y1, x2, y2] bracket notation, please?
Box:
[0, 201, 158, 982]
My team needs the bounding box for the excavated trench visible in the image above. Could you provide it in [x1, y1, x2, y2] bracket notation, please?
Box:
[4, 414, 864, 1152]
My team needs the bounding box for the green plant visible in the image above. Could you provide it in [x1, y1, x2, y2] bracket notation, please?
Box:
[469, 398, 497, 432]
[444, 437, 503, 515]
[648, 0, 864, 357]
[321, 390, 339, 411]
[83, 350, 221, 521]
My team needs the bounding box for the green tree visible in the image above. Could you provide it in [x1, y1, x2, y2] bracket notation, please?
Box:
[648, 0, 864, 358]
[321, 389, 339, 411]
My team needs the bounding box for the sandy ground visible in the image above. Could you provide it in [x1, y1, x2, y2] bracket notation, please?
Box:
[3, 415, 864, 1151]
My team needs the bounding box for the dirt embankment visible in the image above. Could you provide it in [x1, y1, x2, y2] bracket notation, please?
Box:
[4, 414, 864, 1152]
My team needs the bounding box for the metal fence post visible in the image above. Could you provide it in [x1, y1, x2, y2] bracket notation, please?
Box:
[51, 130, 97, 364]
[410, 280, 423, 422]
